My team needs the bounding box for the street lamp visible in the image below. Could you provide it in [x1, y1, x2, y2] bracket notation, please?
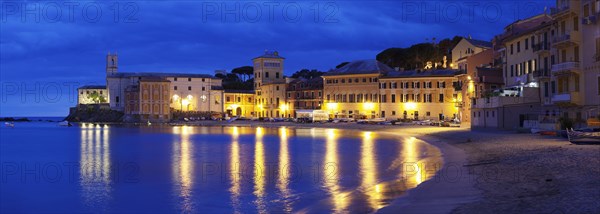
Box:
[172, 94, 182, 111]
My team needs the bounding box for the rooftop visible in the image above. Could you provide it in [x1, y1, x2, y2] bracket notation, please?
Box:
[253, 50, 285, 60]
[464, 38, 492, 48]
[78, 85, 106, 89]
[381, 69, 459, 78]
[108, 72, 215, 79]
[224, 89, 255, 94]
[323, 59, 395, 76]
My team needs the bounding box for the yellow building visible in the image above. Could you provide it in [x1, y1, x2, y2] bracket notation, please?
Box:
[253, 51, 288, 118]
[223, 90, 255, 118]
[547, 0, 600, 126]
[322, 59, 395, 119]
[379, 70, 460, 121]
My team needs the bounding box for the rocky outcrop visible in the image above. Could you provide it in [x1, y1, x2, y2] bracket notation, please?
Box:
[65, 104, 123, 122]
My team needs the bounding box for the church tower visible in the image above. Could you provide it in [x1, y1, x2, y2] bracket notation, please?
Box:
[106, 52, 118, 76]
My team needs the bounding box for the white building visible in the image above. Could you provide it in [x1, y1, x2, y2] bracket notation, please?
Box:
[104, 53, 224, 113]
[77, 85, 108, 105]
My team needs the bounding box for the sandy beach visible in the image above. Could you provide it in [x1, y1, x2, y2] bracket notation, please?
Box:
[173, 120, 600, 213]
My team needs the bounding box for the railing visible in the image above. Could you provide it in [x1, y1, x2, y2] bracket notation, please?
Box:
[553, 34, 571, 44]
[532, 42, 549, 52]
[551, 62, 580, 73]
[552, 93, 571, 102]
[533, 69, 550, 78]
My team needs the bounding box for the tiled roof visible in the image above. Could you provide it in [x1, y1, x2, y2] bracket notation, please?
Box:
[139, 77, 170, 82]
[78, 85, 106, 89]
[322, 59, 395, 76]
[253, 50, 285, 59]
[224, 89, 254, 94]
[108, 72, 215, 79]
[381, 69, 459, 78]
[465, 38, 492, 48]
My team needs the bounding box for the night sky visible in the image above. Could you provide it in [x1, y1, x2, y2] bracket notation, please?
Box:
[0, 0, 552, 116]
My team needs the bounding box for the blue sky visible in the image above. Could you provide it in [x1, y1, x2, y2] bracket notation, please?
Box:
[0, 0, 553, 116]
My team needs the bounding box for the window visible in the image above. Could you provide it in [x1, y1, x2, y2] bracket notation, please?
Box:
[510, 44, 514, 55]
[598, 76, 600, 95]
[439, 94, 444, 102]
[276, 72, 280, 78]
[188, 78, 191, 81]
[174, 78, 178, 81]
[265, 72, 269, 78]
[202, 87, 205, 91]
[391, 94, 396, 103]
[551, 81, 556, 94]
[517, 41, 520, 52]
[276, 86, 280, 90]
[544, 82, 549, 97]
[381, 95, 387, 102]
[392, 111, 396, 116]
[511, 65, 514, 77]
[174, 86, 178, 90]
[525, 38, 529, 50]
[362, 78, 367, 82]
[188, 86, 192, 91]
[574, 16, 579, 31]
[531, 36, 535, 49]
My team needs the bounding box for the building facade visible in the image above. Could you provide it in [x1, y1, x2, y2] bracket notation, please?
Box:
[287, 77, 323, 117]
[105, 53, 223, 114]
[322, 60, 393, 119]
[379, 70, 460, 121]
[253, 51, 288, 118]
[77, 85, 108, 105]
[124, 77, 171, 122]
[223, 90, 255, 118]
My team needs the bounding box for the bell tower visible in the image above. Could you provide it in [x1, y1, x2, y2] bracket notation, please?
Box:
[106, 52, 118, 76]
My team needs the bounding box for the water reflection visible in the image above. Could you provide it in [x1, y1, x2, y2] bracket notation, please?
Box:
[360, 131, 383, 210]
[229, 127, 241, 213]
[277, 127, 292, 212]
[172, 126, 195, 213]
[323, 129, 349, 212]
[254, 127, 267, 213]
[79, 123, 112, 210]
[402, 136, 424, 187]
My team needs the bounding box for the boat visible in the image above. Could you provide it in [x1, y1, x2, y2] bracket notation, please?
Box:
[4, 122, 14, 127]
[566, 128, 600, 144]
[58, 121, 72, 127]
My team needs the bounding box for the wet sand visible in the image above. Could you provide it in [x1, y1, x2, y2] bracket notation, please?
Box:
[170, 120, 600, 213]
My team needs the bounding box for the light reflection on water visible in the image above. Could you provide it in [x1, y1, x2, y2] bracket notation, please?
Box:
[72, 125, 441, 213]
[79, 123, 112, 211]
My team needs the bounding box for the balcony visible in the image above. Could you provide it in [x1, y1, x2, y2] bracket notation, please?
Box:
[532, 42, 550, 54]
[551, 92, 580, 105]
[533, 69, 550, 79]
[552, 32, 580, 48]
[551, 62, 580, 75]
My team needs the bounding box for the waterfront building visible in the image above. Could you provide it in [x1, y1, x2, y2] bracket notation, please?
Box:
[223, 90, 255, 118]
[253, 51, 288, 118]
[540, 0, 600, 128]
[379, 69, 460, 121]
[286, 77, 323, 117]
[104, 53, 223, 113]
[77, 85, 108, 105]
[124, 77, 171, 121]
[321, 60, 394, 119]
[471, 14, 552, 129]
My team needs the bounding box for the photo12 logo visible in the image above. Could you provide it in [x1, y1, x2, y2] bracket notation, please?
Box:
[200, 1, 339, 23]
[0, 1, 139, 23]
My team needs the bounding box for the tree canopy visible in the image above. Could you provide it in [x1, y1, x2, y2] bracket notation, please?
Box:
[291, 69, 324, 79]
[376, 36, 463, 70]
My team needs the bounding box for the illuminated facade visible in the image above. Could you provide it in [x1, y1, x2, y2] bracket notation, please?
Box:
[379, 70, 460, 120]
[253, 51, 288, 118]
[223, 90, 255, 118]
[451, 37, 492, 70]
[287, 77, 323, 117]
[322, 60, 393, 119]
[105, 53, 223, 114]
[77, 85, 108, 105]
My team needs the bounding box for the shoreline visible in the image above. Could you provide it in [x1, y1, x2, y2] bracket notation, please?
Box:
[22, 119, 600, 213]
